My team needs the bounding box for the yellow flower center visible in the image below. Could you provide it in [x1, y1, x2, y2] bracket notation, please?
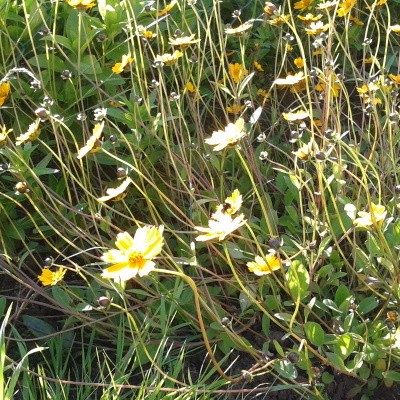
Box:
[129, 251, 144, 264]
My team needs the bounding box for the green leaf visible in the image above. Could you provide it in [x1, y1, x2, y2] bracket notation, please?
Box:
[326, 352, 348, 372]
[27, 54, 67, 72]
[335, 333, 355, 360]
[358, 297, 379, 315]
[22, 315, 55, 337]
[383, 371, 400, 382]
[286, 260, 309, 300]
[275, 360, 298, 379]
[51, 286, 71, 308]
[304, 322, 325, 346]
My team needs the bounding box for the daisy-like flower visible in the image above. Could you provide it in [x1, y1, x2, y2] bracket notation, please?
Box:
[315, 72, 341, 97]
[97, 177, 132, 202]
[297, 13, 323, 22]
[136, 26, 157, 39]
[183, 82, 197, 93]
[274, 71, 305, 85]
[0, 125, 12, 147]
[169, 34, 200, 48]
[294, 0, 313, 11]
[16, 119, 41, 145]
[229, 63, 249, 84]
[154, 50, 183, 66]
[77, 121, 104, 159]
[38, 267, 66, 286]
[305, 21, 330, 34]
[316, 0, 339, 10]
[336, 0, 356, 17]
[388, 74, 400, 85]
[294, 57, 305, 68]
[390, 24, 400, 33]
[356, 82, 380, 94]
[213, 189, 243, 219]
[225, 21, 253, 36]
[0, 82, 10, 106]
[264, 2, 278, 15]
[349, 16, 364, 26]
[253, 61, 264, 71]
[293, 141, 313, 160]
[101, 226, 164, 281]
[226, 103, 245, 114]
[112, 53, 134, 74]
[205, 117, 247, 151]
[247, 254, 281, 276]
[195, 213, 246, 242]
[282, 110, 309, 122]
[157, 0, 177, 17]
[66, 0, 96, 10]
[268, 15, 290, 25]
[353, 203, 387, 229]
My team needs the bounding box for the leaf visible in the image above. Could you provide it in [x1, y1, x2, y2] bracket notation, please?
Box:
[304, 321, 325, 346]
[27, 54, 67, 72]
[383, 371, 400, 382]
[51, 286, 71, 308]
[286, 260, 309, 301]
[358, 297, 379, 315]
[326, 352, 348, 372]
[22, 315, 55, 337]
[335, 333, 355, 359]
[274, 359, 298, 379]
[249, 106, 262, 125]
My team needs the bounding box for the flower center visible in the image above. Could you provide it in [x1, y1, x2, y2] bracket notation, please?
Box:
[128, 251, 144, 265]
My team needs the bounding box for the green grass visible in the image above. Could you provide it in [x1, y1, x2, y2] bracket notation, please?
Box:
[1, 0, 400, 398]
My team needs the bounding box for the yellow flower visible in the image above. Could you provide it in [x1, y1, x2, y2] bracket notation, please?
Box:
[388, 74, 400, 85]
[97, 178, 132, 202]
[356, 82, 379, 94]
[282, 110, 309, 122]
[66, 0, 96, 9]
[353, 203, 387, 229]
[157, 0, 177, 17]
[294, 0, 313, 11]
[137, 27, 157, 39]
[316, 0, 339, 10]
[264, 2, 279, 15]
[374, 0, 387, 5]
[225, 21, 253, 36]
[315, 72, 341, 97]
[77, 121, 104, 159]
[305, 21, 330, 34]
[38, 267, 66, 286]
[0, 82, 10, 106]
[0, 125, 12, 147]
[257, 88, 270, 99]
[253, 61, 264, 71]
[294, 57, 305, 68]
[229, 63, 249, 84]
[337, 0, 356, 17]
[213, 189, 243, 218]
[297, 13, 323, 22]
[349, 16, 364, 25]
[183, 82, 197, 93]
[102, 226, 164, 281]
[363, 57, 374, 63]
[154, 50, 183, 66]
[247, 254, 281, 276]
[274, 71, 305, 85]
[205, 118, 247, 151]
[195, 213, 246, 242]
[226, 103, 245, 114]
[16, 119, 41, 145]
[269, 15, 290, 25]
[112, 54, 134, 74]
[390, 24, 400, 33]
[169, 34, 200, 48]
[293, 141, 313, 160]
[286, 44, 294, 51]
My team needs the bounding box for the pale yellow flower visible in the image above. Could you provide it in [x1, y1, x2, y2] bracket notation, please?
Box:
[112, 54, 134, 74]
[388, 74, 400, 85]
[247, 254, 281, 276]
[226, 103, 245, 114]
[282, 110, 309, 122]
[274, 71, 305, 85]
[293, 141, 313, 160]
[154, 50, 183, 66]
[229, 63, 249, 84]
[316, 0, 339, 10]
[337, 0, 356, 17]
[38, 267, 66, 286]
[297, 13, 323, 22]
[315, 71, 341, 97]
[101, 226, 164, 282]
[77, 121, 104, 159]
[66, 0, 96, 10]
[225, 21, 253, 35]
[213, 189, 243, 219]
[205, 118, 247, 151]
[390, 24, 400, 33]
[137, 27, 157, 39]
[294, 57, 305, 68]
[157, 0, 177, 17]
[353, 203, 387, 229]
[0, 125, 12, 147]
[16, 119, 41, 145]
[356, 82, 379, 94]
[97, 178, 132, 202]
[169, 34, 200, 48]
[269, 15, 290, 25]
[0, 82, 10, 106]
[305, 21, 331, 34]
[294, 0, 313, 11]
[195, 213, 246, 242]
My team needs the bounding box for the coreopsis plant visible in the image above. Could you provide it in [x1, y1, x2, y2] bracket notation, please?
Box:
[336, 0, 356, 16]
[0, 125, 12, 147]
[353, 203, 387, 229]
[282, 110, 309, 123]
[293, 141, 313, 160]
[77, 121, 104, 159]
[225, 22, 253, 36]
[156, 0, 177, 17]
[16, 119, 41, 145]
[205, 118, 247, 151]
[247, 254, 281, 276]
[38, 267, 66, 286]
[0, 81, 10, 106]
[212, 189, 243, 218]
[228, 63, 249, 84]
[274, 72, 305, 86]
[101, 226, 164, 282]
[168, 34, 200, 48]
[112, 54, 134, 74]
[154, 51, 183, 66]
[66, 0, 96, 10]
[97, 178, 132, 202]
